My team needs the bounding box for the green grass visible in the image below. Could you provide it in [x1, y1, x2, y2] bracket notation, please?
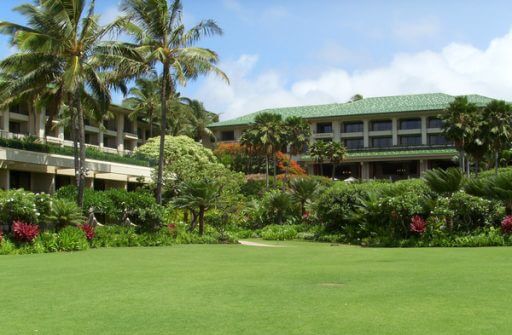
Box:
[1, 241, 511, 334]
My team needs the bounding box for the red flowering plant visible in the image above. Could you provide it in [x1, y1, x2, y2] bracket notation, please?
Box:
[501, 216, 512, 235]
[410, 215, 427, 235]
[167, 223, 178, 237]
[0, 230, 3, 243]
[80, 224, 95, 241]
[12, 221, 39, 243]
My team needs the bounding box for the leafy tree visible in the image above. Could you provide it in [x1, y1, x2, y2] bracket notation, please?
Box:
[350, 94, 363, 102]
[482, 100, 512, 174]
[136, 135, 243, 199]
[118, 0, 228, 204]
[441, 96, 479, 174]
[325, 141, 347, 180]
[0, 0, 129, 207]
[308, 140, 328, 176]
[172, 179, 219, 235]
[290, 178, 321, 216]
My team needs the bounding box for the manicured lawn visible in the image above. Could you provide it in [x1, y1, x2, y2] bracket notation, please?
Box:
[1, 241, 511, 334]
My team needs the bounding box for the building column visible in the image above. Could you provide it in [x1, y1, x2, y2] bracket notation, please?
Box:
[0, 169, 9, 190]
[116, 114, 125, 154]
[363, 120, 369, 148]
[37, 107, 46, 139]
[419, 159, 429, 176]
[392, 117, 398, 146]
[2, 109, 10, 132]
[98, 128, 104, 150]
[421, 115, 428, 145]
[361, 162, 370, 180]
[333, 120, 341, 142]
[58, 126, 64, 145]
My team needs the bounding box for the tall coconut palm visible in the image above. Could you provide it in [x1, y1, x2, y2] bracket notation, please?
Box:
[441, 96, 479, 174]
[283, 116, 311, 184]
[123, 75, 160, 138]
[482, 100, 512, 174]
[326, 141, 347, 180]
[250, 113, 286, 189]
[181, 97, 218, 143]
[308, 140, 328, 177]
[0, 0, 128, 207]
[118, 0, 228, 204]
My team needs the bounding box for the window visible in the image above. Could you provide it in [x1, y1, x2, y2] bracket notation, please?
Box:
[399, 135, 422, 146]
[343, 121, 363, 133]
[104, 137, 117, 149]
[124, 118, 133, 133]
[399, 118, 421, 130]
[220, 130, 235, 141]
[316, 122, 333, 133]
[9, 104, 28, 115]
[428, 117, 444, 129]
[10, 170, 31, 190]
[371, 120, 392, 131]
[344, 138, 364, 149]
[371, 136, 392, 148]
[9, 121, 21, 134]
[428, 134, 449, 145]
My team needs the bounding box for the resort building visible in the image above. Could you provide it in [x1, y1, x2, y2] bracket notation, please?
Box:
[0, 103, 155, 193]
[209, 93, 495, 180]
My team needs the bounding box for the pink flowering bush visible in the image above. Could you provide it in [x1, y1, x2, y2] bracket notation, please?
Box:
[410, 215, 427, 235]
[12, 221, 39, 243]
[501, 216, 512, 235]
[80, 224, 95, 241]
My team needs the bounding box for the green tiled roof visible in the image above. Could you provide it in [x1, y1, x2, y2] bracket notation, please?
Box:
[209, 93, 495, 128]
[300, 148, 457, 161]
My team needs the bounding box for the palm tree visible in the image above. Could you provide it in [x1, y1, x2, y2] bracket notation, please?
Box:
[283, 116, 311, 184]
[290, 178, 320, 216]
[308, 140, 328, 177]
[239, 128, 261, 174]
[441, 96, 478, 174]
[249, 113, 286, 189]
[0, 0, 128, 207]
[172, 179, 219, 235]
[325, 141, 347, 180]
[181, 98, 218, 143]
[123, 75, 160, 138]
[118, 0, 228, 204]
[482, 100, 512, 174]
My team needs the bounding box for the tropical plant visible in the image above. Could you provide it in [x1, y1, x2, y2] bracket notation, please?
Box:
[244, 113, 286, 188]
[123, 75, 160, 138]
[308, 140, 328, 176]
[423, 168, 464, 196]
[172, 179, 220, 235]
[48, 199, 85, 230]
[181, 97, 219, 142]
[290, 178, 321, 216]
[12, 221, 39, 243]
[441, 96, 479, 174]
[118, 0, 229, 203]
[283, 116, 311, 182]
[482, 100, 512, 174]
[0, 0, 130, 207]
[325, 141, 347, 180]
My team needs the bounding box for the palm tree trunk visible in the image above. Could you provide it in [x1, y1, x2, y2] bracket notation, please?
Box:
[331, 163, 336, 180]
[71, 112, 79, 188]
[198, 208, 205, 236]
[76, 91, 86, 208]
[273, 153, 277, 187]
[265, 155, 269, 189]
[495, 151, 500, 175]
[157, 63, 171, 204]
[149, 113, 153, 138]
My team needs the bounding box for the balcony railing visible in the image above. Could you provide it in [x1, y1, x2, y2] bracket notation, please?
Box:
[346, 144, 455, 153]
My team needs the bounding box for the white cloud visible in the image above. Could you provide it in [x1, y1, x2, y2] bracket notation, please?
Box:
[196, 30, 512, 120]
[393, 17, 441, 41]
[99, 5, 122, 25]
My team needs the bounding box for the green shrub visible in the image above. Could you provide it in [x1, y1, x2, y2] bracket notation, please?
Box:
[261, 224, 297, 240]
[0, 189, 39, 225]
[48, 199, 84, 230]
[56, 226, 89, 252]
[91, 226, 140, 248]
[36, 232, 59, 253]
[250, 190, 297, 227]
[447, 191, 503, 232]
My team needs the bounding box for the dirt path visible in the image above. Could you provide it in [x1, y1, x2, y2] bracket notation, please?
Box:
[238, 240, 284, 247]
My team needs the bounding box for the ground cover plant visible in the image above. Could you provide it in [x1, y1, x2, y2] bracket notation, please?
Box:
[2, 242, 512, 334]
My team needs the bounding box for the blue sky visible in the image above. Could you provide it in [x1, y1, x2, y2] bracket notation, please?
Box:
[1, 0, 512, 120]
